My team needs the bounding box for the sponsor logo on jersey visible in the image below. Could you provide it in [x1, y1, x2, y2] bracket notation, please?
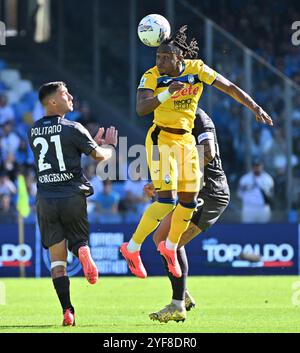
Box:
[172, 85, 199, 99]
[38, 172, 74, 183]
[174, 98, 192, 111]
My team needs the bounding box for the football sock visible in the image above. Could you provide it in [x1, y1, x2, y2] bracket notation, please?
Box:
[172, 299, 185, 310]
[132, 201, 175, 244]
[127, 239, 141, 253]
[166, 238, 177, 250]
[161, 255, 177, 294]
[52, 276, 74, 314]
[167, 203, 196, 244]
[161, 246, 188, 301]
[173, 246, 189, 300]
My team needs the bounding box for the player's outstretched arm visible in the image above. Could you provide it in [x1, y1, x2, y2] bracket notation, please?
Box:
[136, 82, 184, 116]
[212, 74, 273, 126]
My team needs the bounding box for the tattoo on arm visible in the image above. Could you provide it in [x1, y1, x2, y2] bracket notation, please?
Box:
[201, 139, 216, 166]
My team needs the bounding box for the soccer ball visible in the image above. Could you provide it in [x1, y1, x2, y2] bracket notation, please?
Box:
[137, 14, 171, 47]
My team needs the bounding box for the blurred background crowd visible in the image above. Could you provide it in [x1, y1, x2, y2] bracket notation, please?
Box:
[0, 0, 300, 224]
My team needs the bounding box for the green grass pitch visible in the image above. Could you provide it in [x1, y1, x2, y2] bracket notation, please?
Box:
[0, 276, 300, 333]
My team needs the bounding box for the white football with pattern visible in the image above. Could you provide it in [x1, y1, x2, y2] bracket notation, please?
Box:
[138, 14, 171, 47]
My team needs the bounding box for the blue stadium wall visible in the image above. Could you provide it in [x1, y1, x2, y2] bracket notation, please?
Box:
[0, 223, 299, 277]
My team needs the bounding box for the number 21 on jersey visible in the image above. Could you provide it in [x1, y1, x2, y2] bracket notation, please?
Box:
[33, 135, 66, 172]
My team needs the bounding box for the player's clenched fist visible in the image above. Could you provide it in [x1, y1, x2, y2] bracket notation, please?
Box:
[168, 81, 185, 94]
[143, 182, 156, 198]
[254, 106, 273, 126]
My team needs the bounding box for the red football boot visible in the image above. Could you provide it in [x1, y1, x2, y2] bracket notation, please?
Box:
[78, 246, 98, 284]
[158, 241, 182, 278]
[120, 242, 147, 279]
[62, 309, 75, 326]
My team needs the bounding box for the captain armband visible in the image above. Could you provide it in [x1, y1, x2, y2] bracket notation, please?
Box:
[197, 131, 214, 144]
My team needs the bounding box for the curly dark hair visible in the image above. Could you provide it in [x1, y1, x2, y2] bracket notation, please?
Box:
[162, 25, 199, 59]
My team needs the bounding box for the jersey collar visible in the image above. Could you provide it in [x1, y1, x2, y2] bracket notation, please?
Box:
[179, 61, 186, 76]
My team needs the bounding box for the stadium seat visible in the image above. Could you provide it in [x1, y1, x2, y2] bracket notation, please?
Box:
[12, 80, 33, 98]
[6, 90, 19, 104]
[16, 120, 31, 138]
[0, 80, 8, 91]
[12, 101, 31, 122]
[21, 91, 38, 110]
[0, 59, 7, 70]
[0, 69, 20, 87]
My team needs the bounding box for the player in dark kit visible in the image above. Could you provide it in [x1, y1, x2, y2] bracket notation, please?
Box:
[28, 81, 118, 326]
[144, 108, 230, 323]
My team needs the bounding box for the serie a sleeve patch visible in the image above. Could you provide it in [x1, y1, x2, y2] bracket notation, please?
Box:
[138, 76, 147, 88]
[138, 70, 157, 90]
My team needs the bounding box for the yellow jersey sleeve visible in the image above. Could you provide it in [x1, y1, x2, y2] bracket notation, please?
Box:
[195, 60, 218, 85]
[137, 69, 157, 91]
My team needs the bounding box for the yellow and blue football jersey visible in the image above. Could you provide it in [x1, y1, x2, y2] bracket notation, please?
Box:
[138, 59, 217, 132]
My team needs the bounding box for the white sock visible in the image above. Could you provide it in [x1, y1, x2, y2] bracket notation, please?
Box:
[172, 299, 185, 310]
[127, 239, 141, 253]
[166, 238, 177, 251]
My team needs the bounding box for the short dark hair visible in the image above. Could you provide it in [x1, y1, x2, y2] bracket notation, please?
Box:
[160, 25, 199, 59]
[38, 81, 66, 104]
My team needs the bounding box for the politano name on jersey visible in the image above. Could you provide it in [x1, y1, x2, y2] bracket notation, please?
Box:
[28, 115, 98, 198]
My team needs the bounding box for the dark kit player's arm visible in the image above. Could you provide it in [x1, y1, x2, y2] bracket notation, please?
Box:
[90, 146, 112, 162]
[72, 123, 117, 163]
[200, 138, 216, 166]
[213, 74, 273, 126]
[136, 81, 184, 116]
